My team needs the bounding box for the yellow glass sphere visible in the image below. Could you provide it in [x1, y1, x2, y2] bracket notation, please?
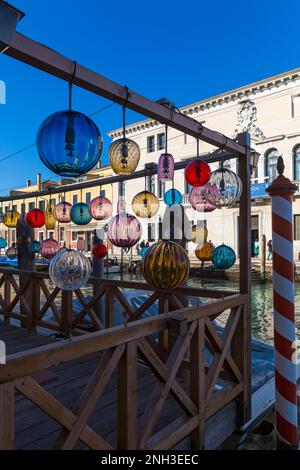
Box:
[195, 241, 214, 262]
[191, 224, 208, 243]
[132, 190, 159, 218]
[3, 210, 20, 228]
[141, 240, 190, 289]
[45, 203, 56, 230]
[109, 138, 140, 175]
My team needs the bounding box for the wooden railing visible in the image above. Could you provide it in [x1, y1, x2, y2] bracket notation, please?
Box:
[0, 285, 249, 450]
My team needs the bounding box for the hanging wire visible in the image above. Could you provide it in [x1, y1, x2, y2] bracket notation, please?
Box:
[68, 61, 77, 111]
[165, 125, 168, 154]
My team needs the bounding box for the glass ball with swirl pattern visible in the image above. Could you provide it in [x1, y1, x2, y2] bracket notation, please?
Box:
[204, 168, 242, 208]
[212, 244, 236, 270]
[49, 249, 91, 291]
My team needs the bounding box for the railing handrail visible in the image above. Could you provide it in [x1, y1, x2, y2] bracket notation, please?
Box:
[0, 293, 247, 384]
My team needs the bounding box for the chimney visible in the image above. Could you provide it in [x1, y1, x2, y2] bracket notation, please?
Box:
[37, 172, 41, 190]
[26, 179, 31, 187]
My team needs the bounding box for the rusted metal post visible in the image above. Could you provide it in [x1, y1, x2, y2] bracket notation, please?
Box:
[266, 156, 298, 449]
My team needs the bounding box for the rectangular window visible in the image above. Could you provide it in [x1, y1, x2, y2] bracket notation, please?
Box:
[48, 231, 54, 240]
[12, 204, 17, 212]
[50, 198, 56, 206]
[147, 223, 156, 242]
[4, 230, 8, 241]
[158, 180, 166, 199]
[39, 200, 45, 211]
[72, 231, 78, 242]
[28, 202, 34, 211]
[85, 192, 91, 205]
[38, 231, 44, 243]
[147, 135, 155, 153]
[157, 133, 165, 151]
[292, 95, 300, 118]
[72, 194, 78, 205]
[11, 229, 16, 243]
[4, 205, 9, 213]
[59, 226, 65, 241]
[294, 215, 300, 240]
[21, 203, 25, 215]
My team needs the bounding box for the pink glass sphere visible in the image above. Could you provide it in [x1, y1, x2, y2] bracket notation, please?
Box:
[40, 239, 60, 259]
[89, 196, 112, 221]
[108, 212, 142, 248]
[189, 184, 216, 213]
[54, 202, 72, 223]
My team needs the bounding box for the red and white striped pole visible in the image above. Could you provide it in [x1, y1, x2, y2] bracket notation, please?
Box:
[266, 156, 298, 449]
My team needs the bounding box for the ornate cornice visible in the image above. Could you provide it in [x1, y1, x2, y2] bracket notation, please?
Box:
[108, 68, 300, 139]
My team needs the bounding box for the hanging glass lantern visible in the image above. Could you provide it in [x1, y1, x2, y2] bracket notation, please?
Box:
[40, 239, 60, 259]
[164, 188, 182, 206]
[70, 202, 92, 225]
[132, 190, 159, 218]
[212, 244, 236, 269]
[54, 201, 72, 223]
[140, 246, 149, 257]
[191, 224, 208, 243]
[204, 167, 242, 208]
[3, 210, 20, 228]
[158, 153, 174, 181]
[29, 240, 41, 254]
[45, 203, 56, 229]
[141, 240, 190, 289]
[36, 110, 103, 177]
[108, 212, 142, 248]
[89, 195, 112, 221]
[195, 241, 214, 262]
[189, 185, 216, 213]
[6, 246, 17, 259]
[49, 249, 91, 291]
[25, 209, 45, 228]
[0, 237, 7, 249]
[92, 243, 107, 259]
[185, 160, 211, 187]
[109, 138, 140, 175]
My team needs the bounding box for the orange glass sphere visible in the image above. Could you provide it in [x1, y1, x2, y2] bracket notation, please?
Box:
[3, 210, 20, 228]
[141, 240, 190, 289]
[195, 242, 214, 262]
[109, 138, 140, 175]
[132, 190, 159, 218]
[191, 225, 208, 243]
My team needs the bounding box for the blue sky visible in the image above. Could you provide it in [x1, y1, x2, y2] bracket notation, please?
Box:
[0, 0, 299, 193]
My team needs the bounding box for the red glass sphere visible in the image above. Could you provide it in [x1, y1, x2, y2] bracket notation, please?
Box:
[40, 239, 60, 259]
[92, 243, 107, 259]
[89, 196, 112, 221]
[184, 160, 211, 187]
[25, 209, 45, 228]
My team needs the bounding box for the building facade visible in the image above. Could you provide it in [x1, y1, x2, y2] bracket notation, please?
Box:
[109, 67, 300, 260]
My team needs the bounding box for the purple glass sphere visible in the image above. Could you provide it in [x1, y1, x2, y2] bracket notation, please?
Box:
[54, 202, 72, 223]
[40, 239, 60, 260]
[189, 184, 216, 213]
[108, 212, 142, 248]
[158, 153, 175, 182]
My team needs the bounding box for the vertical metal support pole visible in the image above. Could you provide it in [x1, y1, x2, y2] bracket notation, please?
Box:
[93, 229, 105, 324]
[266, 157, 298, 449]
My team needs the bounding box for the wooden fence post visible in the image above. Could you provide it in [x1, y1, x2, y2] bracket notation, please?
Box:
[4, 273, 11, 325]
[190, 318, 205, 449]
[61, 290, 73, 338]
[29, 274, 39, 331]
[0, 382, 15, 450]
[117, 341, 137, 449]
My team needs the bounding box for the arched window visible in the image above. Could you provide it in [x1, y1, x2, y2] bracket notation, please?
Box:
[293, 145, 300, 180]
[265, 148, 279, 182]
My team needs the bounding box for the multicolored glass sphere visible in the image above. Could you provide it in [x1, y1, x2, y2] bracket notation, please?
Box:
[3, 210, 20, 228]
[195, 241, 214, 262]
[36, 110, 103, 177]
[40, 239, 60, 260]
[45, 203, 56, 229]
[29, 240, 41, 254]
[191, 225, 208, 243]
[204, 168, 242, 208]
[132, 191, 159, 218]
[89, 196, 112, 221]
[54, 201, 72, 223]
[70, 203, 92, 225]
[164, 188, 182, 206]
[25, 209, 45, 228]
[157, 153, 175, 181]
[189, 185, 216, 213]
[49, 249, 91, 291]
[6, 246, 17, 259]
[0, 237, 7, 249]
[184, 160, 211, 187]
[141, 240, 190, 289]
[92, 243, 107, 259]
[212, 244, 236, 269]
[108, 212, 142, 248]
[109, 138, 140, 175]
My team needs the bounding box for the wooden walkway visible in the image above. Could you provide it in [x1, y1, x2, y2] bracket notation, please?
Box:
[0, 322, 238, 450]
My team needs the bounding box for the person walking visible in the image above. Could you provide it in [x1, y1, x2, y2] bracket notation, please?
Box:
[267, 239, 272, 260]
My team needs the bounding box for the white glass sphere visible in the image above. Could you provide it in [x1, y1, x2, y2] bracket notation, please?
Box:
[49, 249, 91, 291]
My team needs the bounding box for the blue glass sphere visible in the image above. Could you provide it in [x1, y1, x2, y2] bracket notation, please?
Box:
[164, 189, 182, 206]
[140, 246, 149, 257]
[36, 110, 103, 177]
[29, 240, 41, 254]
[0, 237, 7, 249]
[212, 244, 236, 270]
[70, 202, 92, 225]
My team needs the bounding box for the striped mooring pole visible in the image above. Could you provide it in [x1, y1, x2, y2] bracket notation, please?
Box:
[266, 156, 298, 449]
